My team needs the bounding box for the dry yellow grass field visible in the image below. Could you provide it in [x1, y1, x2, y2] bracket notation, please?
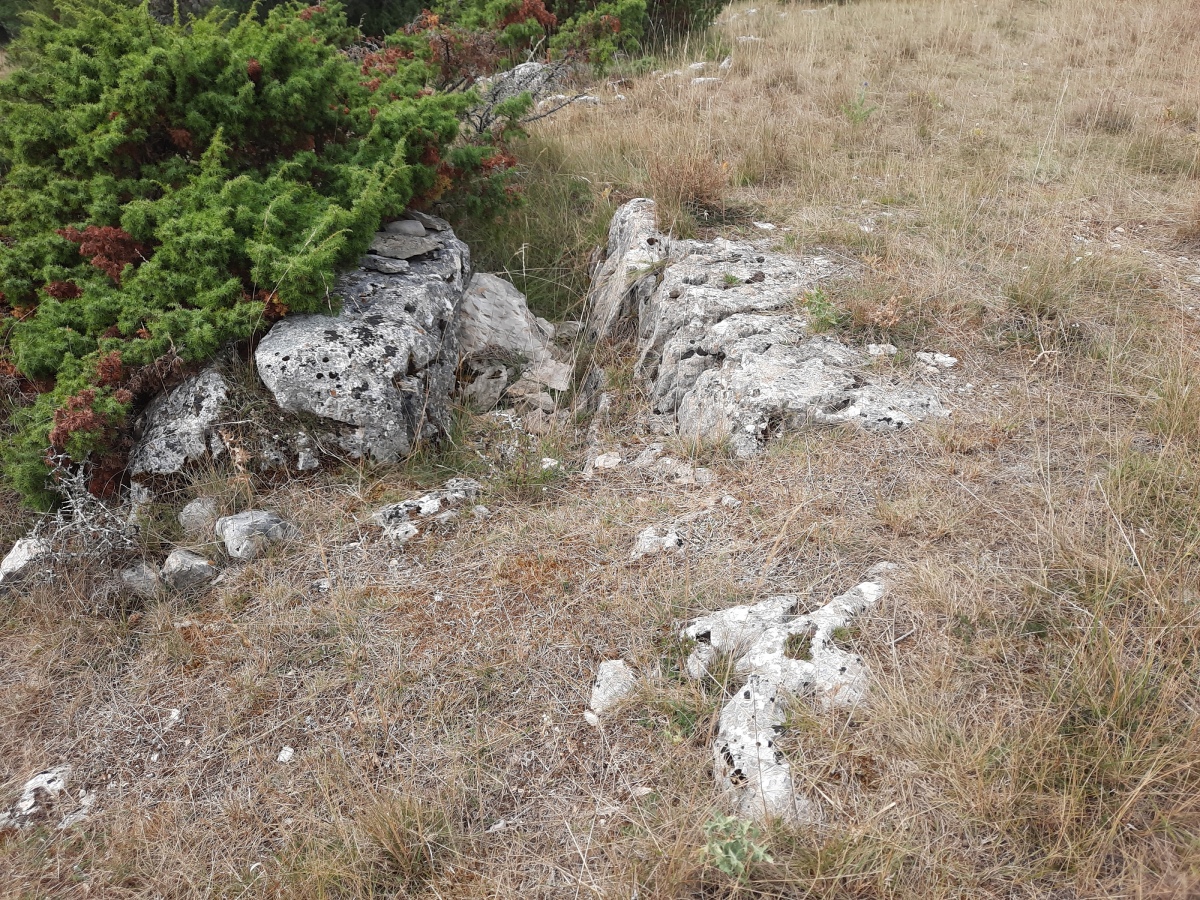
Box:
[2, 0, 1200, 897]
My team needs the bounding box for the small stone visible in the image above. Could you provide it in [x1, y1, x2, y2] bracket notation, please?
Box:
[867, 343, 898, 357]
[277, 746, 295, 764]
[915, 351, 958, 368]
[162, 549, 218, 590]
[630, 526, 684, 560]
[0, 536, 50, 586]
[178, 497, 219, 537]
[214, 511, 296, 561]
[752, 221, 776, 231]
[587, 660, 637, 722]
[721, 495, 742, 509]
[121, 562, 161, 598]
[472, 505, 492, 520]
[593, 451, 622, 470]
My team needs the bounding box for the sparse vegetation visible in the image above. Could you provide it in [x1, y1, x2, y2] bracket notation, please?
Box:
[3, 0, 1200, 897]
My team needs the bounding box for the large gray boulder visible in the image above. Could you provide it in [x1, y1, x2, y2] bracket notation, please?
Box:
[587, 199, 946, 455]
[254, 215, 469, 462]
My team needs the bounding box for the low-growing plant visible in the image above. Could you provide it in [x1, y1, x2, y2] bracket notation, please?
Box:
[841, 81, 878, 125]
[800, 287, 844, 332]
[701, 813, 773, 880]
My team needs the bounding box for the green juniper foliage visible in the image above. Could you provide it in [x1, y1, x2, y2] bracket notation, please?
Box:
[0, 0, 513, 508]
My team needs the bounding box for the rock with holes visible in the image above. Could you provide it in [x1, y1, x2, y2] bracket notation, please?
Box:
[681, 566, 894, 821]
[588, 199, 945, 454]
[128, 368, 228, 477]
[254, 218, 468, 462]
[586, 198, 668, 340]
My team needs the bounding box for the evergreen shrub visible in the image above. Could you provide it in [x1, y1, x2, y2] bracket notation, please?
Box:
[0, 0, 513, 508]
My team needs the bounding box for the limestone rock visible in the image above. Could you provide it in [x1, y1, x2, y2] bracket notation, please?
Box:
[588, 198, 946, 454]
[162, 549, 219, 589]
[0, 766, 87, 831]
[458, 273, 573, 396]
[178, 497, 219, 538]
[586, 198, 666, 340]
[254, 226, 468, 462]
[630, 525, 683, 560]
[584, 660, 637, 726]
[384, 219, 426, 237]
[121, 561, 162, 598]
[681, 570, 892, 821]
[371, 478, 481, 540]
[214, 511, 296, 561]
[0, 536, 50, 586]
[128, 369, 227, 476]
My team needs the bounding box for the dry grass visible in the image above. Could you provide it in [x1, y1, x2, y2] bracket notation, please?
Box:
[4, 1, 1200, 896]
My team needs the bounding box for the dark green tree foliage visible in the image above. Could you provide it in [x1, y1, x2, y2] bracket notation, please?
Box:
[0, 0, 488, 507]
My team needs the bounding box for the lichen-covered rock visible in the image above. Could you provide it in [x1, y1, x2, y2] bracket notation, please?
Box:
[121, 561, 162, 598]
[214, 511, 296, 561]
[254, 220, 468, 462]
[0, 766, 85, 831]
[128, 369, 228, 477]
[588, 199, 946, 454]
[162, 549, 219, 589]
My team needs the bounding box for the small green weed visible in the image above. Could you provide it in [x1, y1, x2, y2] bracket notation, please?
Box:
[783, 631, 813, 661]
[701, 813, 773, 880]
[841, 82, 879, 125]
[800, 287, 845, 332]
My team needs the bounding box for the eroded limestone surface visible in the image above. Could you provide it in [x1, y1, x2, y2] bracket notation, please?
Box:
[681, 567, 892, 821]
[255, 215, 468, 462]
[587, 199, 945, 454]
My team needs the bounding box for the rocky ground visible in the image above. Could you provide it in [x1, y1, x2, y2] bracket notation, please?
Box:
[2, 1, 1200, 897]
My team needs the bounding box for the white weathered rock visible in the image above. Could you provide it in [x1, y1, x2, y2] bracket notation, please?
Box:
[0, 536, 50, 586]
[128, 369, 228, 476]
[371, 478, 482, 540]
[586, 198, 668, 340]
[461, 363, 509, 412]
[630, 526, 684, 560]
[162, 549, 219, 589]
[178, 497, 219, 538]
[277, 746, 295, 764]
[585, 660, 638, 725]
[214, 511, 296, 561]
[255, 222, 468, 463]
[458, 273, 572, 395]
[0, 765, 91, 831]
[589, 199, 945, 455]
[121, 561, 161, 598]
[915, 351, 958, 368]
[593, 451, 622, 470]
[681, 570, 892, 821]
[867, 343, 898, 356]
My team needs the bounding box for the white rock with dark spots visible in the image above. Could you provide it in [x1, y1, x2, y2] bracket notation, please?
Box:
[681, 568, 893, 821]
[630, 526, 684, 560]
[371, 478, 482, 541]
[128, 369, 228, 476]
[254, 224, 468, 462]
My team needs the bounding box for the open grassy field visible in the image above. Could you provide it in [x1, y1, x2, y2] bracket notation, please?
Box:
[2, 0, 1199, 896]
